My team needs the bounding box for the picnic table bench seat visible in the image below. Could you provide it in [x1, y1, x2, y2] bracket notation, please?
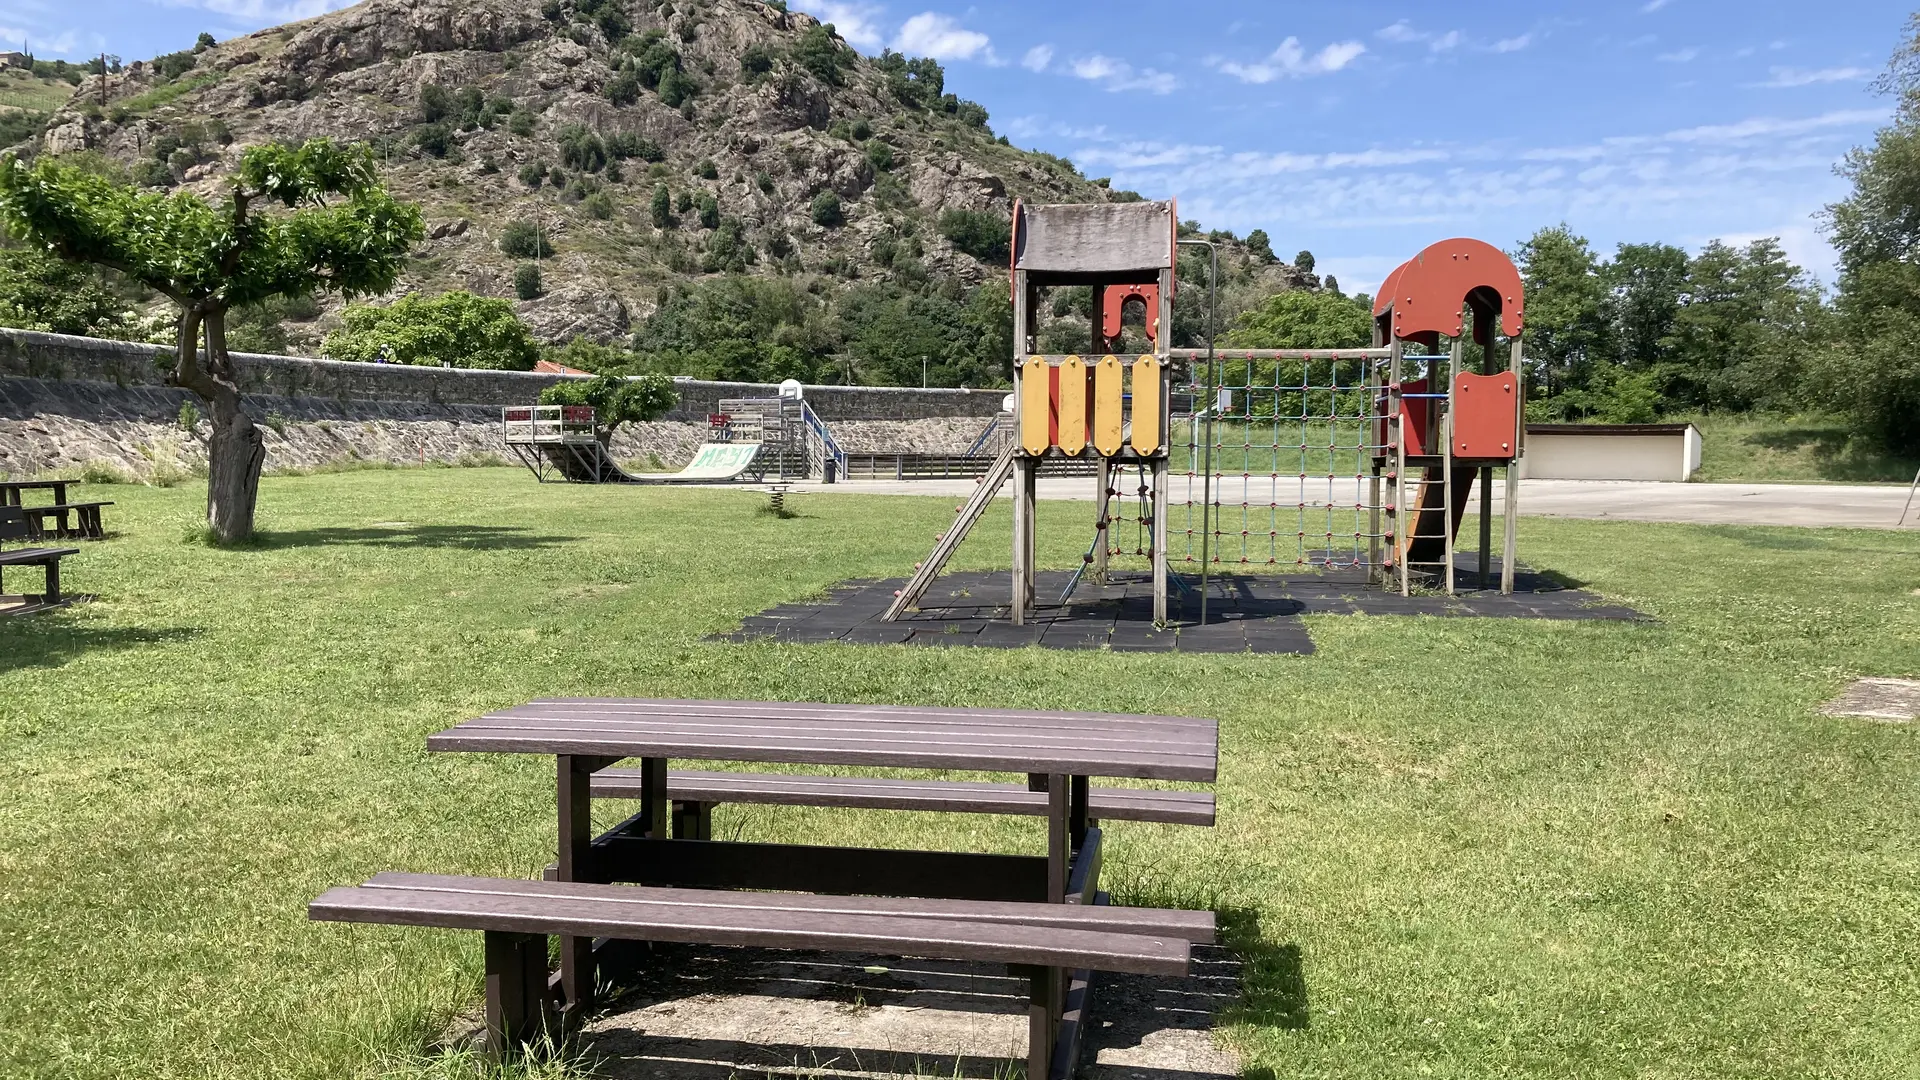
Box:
[0, 505, 78, 610]
[593, 768, 1216, 827]
[22, 500, 113, 541]
[312, 872, 1211, 1072]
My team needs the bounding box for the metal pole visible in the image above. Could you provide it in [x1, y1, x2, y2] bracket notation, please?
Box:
[1176, 239, 1219, 628]
[923, 356, 928, 388]
[1901, 467, 1920, 526]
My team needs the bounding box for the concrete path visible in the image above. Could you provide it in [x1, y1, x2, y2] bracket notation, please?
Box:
[772, 476, 1920, 530]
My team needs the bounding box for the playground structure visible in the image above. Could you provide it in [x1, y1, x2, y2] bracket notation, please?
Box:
[887, 200, 1178, 626]
[886, 208, 1530, 626]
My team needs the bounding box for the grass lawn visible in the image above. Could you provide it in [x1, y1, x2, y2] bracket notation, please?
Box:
[1689, 414, 1920, 484]
[2, 467, 1918, 1080]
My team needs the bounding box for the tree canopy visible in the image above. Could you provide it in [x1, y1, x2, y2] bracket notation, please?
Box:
[323, 291, 539, 370]
[538, 372, 677, 439]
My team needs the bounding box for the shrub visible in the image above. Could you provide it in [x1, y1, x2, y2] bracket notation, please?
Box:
[937, 208, 1008, 263]
[740, 44, 774, 81]
[755, 170, 775, 194]
[418, 83, 452, 123]
[792, 25, 848, 85]
[605, 68, 640, 105]
[518, 163, 545, 188]
[508, 109, 536, 136]
[810, 189, 844, 227]
[1294, 249, 1315, 274]
[649, 184, 672, 227]
[696, 194, 719, 229]
[696, 158, 718, 180]
[606, 132, 663, 162]
[414, 121, 455, 158]
[514, 262, 544, 300]
[322, 291, 540, 370]
[584, 191, 614, 219]
[499, 221, 554, 259]
[675, 190, 693, 213]
[538, 371, 678, 436]
[864, 140, 893, 171]
[556, 124, 607, 172]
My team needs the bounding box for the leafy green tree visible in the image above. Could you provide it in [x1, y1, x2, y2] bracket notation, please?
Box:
[0, 246, 126, 335]
[1513, 225, 1610, 398]
[649, 184, 672, 227]
[499, 220, 552, 258]
[538, 371, 677, 442]
[1244, 229, 1275, 263]
[794, 25, 851, 85]
[323, 291, 538, 371]
[1663, 239, 1823, 413]
[696, 193, 719, 229]
[0, 139, 421, 541]
[1600, 242, 1689, 373]
[1824, 14, 1920, 451]
[1292, 249, 1314, 274]
[1226, 289, 1371, 349]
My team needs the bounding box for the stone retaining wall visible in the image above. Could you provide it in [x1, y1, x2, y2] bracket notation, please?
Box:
[0, 328, 1004, 479]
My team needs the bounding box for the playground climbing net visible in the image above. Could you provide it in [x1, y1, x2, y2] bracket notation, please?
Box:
[1168, 349, 1392, 571]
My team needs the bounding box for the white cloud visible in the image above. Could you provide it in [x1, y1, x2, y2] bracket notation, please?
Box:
[800, 2, 884, 50]
[157, 0, 354, 20]
[1068, 53, 1179, 94]
[891, 12, 992, 62]
[1642, 0, 1674, 11]
[1022, 44, 1054, 73]
[1757, 66, 1872, 88]
[1377, 20, 1422, 43]
[1214, 37, 1366, 84]
[1657, 47, 1701, 62]
[1429, 30, 1461, 53]
[1491, 34, 1532, 53]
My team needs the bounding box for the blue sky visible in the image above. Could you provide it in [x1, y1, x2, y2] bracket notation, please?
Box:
[11, 0, 1911, 291]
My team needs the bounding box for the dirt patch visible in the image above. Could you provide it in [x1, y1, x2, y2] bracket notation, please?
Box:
[564, 941, 1242, 1079]
[1821, 677, 1920, 722]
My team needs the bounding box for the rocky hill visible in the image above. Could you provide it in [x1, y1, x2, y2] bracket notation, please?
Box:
[23, 0, 1306, 357]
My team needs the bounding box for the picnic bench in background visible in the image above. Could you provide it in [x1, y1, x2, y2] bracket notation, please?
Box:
[310, 699, 1221, 1077]
[0, 505, 79, 614]
[0, 480, 113, 541]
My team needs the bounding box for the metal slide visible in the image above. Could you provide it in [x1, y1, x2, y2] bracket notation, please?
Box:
[881, 441, 1018, 621]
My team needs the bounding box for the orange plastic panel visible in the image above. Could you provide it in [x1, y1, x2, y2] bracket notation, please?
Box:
[1451, 372, 1519, 459]
[1057, 356, 1088, 454]
[1093, 355, 1125, 456]
[1388, 238, 1525, 341]
[1129, 356, 1163, 455]
[1019, 355, 1051, 455]
[1377, 378, 1431, 457]
[1101, 285, 1161, 343]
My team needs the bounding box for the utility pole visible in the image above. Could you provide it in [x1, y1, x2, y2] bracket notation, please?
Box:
[922, 355, 928, 387]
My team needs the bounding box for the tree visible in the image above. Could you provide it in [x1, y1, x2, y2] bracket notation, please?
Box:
[1244, 229, 1275, 263]
[1225, 289, 1371, 350]
[1512, 225, 1610, 398]
[0, 140, 421, 541]
[1293, 249, 1315, 274]
[0, 246, 126, 335]
[937, 209, 1008, 263]
[1824, 15, 1920, 451]
[322, 291, 539, 370]
[649, 184, 671, 228]
[499, 220, 552, 258]
[538, 371, 677, 443]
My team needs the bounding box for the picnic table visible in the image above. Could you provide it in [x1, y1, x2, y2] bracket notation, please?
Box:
[0, 480, 112, 540]
[385, 697, 1221, 1074]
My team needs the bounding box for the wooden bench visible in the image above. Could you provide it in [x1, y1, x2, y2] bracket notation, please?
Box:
[0, 505, 78, 611]
[311, 872, 1212, 1074]
[23, 500, 113, 541]
[591, 769, 1216, 838]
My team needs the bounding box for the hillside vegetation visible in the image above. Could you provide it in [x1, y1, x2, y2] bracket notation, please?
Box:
[19, 0, 1302, 380]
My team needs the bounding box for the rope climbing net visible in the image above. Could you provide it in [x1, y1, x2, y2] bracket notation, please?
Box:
[1172, 349, 1391, 571]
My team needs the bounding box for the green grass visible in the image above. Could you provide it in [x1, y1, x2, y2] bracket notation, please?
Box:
[0, 70, 78, 112]
[2, 468, 1918, 1079]
[1690, 414, 1920, 484]
[113, 71, 223, 114]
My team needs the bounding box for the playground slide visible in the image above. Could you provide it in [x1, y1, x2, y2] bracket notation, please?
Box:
[535, 441, 765, 484]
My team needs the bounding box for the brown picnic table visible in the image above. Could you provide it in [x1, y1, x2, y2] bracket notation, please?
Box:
[0, 479, 68, 506]
[0, 480, 111, 540]
[410, 697, 1220, 1074]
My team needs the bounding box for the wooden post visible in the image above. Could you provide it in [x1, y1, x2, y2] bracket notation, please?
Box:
[484, 931, 551, 1059]
[556, 754, 612, 1017]
[1045, 772, 1069, 902]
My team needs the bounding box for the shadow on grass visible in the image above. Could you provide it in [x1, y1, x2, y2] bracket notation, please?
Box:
[1216, 908, 1310, 1033]
[253, 525, 582, 551]
[0, 622, 203, 673]
[1743, 424, 1919, 483]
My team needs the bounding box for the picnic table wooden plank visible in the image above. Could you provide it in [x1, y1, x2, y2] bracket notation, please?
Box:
[362, 871, 1215, 942]
[429, 699, 1219, 782]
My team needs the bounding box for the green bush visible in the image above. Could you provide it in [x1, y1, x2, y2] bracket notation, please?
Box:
[498, 221, 553, 259]
[936, 208, 1008, 263]
[514, 262, 543, 301]
[810, 189, 844, 227]
[585, 192, 614, 220]
[864, 141, 893, 171]
[696, 158, 718, 180]
[508, 109, 536, 136]
[605, 68, 640, 106]
[556, 124, 607, 172]
[518, 163, 545, 188]
[323, 291, 540, 370]
[649, 184, 672, 227]
[697, 193, 719, 229]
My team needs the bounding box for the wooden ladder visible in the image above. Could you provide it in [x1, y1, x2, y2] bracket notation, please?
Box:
[882, 441, 1019, 621]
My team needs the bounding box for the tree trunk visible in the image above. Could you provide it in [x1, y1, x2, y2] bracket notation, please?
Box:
[173, 307, 264, 543]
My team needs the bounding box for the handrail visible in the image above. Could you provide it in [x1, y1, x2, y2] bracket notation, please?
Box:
[964, 413, 1009, 458]
[799, 401, 847, 476]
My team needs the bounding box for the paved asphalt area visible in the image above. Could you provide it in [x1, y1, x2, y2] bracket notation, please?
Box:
[763, 477, 1919, 530]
